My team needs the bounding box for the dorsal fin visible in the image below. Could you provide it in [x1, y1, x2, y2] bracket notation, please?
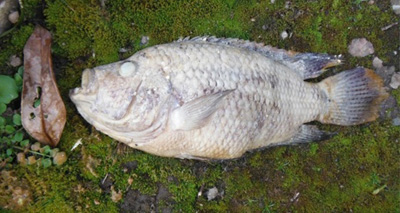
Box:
[176, 36, 342, 80]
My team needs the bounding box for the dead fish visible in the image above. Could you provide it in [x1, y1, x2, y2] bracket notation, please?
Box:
[70, 37, 388, 160]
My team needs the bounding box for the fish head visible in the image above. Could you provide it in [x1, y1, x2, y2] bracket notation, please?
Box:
[70, 53, 173, 144]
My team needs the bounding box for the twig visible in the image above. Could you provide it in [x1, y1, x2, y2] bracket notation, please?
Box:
[381, 22, 398, 31]
[13, 145, 52, 158]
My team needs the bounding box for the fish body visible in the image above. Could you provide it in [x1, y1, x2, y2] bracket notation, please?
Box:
[70, 37, 387, 159]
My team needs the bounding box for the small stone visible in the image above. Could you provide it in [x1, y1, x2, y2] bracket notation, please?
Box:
[250, 18, 256, 22]
[281, 30, 288, 40]
[94, 200, 100, 205]
[31, 142, 41, 151]
[390, 72, 400, 89]
[9, 55, 21, 67]
[270, 0, 275, 3]
[16, 152, 26, 165]
[348, 38, 374, 57]
[53, 152, 67, 165]
[140, 36, 149, 45]
[8, 11, 19, 24]
[372, 57, 383, 69]
[119, 48, 128, 53]
[392, 117, 400, 126]
[262, 24, 268, 30]
[207, 187, 218, 201]
[285, 1, 291, 9]
[27, 156, 36, 165]
[391, 0, 400, 15]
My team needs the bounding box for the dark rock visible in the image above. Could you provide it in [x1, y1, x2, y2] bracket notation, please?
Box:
[375, 66, 395, 86]
[121, 161, 138, 173]
[99, 174, 113, 193]
[120, 189, 155, 213]
[379, 95, 400, 121]
[156, 185, 174, 213]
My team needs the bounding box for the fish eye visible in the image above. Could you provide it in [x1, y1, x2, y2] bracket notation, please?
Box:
[119, 61, 137, 77]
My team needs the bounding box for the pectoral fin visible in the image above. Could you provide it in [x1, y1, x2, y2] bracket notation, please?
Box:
[170, 90, 233, 131]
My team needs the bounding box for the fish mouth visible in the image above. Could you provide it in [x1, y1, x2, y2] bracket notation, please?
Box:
[69, 68, 96, 103]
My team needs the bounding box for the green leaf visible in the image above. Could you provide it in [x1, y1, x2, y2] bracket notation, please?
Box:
[42, 158, 52, 168]
[6, 156, 13, 162]
[14, 73, 22, 86]
[5, 125, 15, 134]
[33, 99, 41, 108]
[17, 66, 24, 76]
[43, 145, 51, 154]
[6, 148, 13, 156]
[0, 75, 18, 104]
[13, 114, 21, 126]
[20, 139, 29, 147]
[0, 103, 6, 114]
[0, 117, 5, 127]
[2, 136, 10, 144]
[13, 131, 24, 142]
[50, 148, 59, 157]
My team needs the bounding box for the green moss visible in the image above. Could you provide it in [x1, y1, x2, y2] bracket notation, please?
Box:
[0, 0, 398, 212]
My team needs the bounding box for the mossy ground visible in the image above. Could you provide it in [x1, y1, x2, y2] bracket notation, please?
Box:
[0, 0, 399, 212]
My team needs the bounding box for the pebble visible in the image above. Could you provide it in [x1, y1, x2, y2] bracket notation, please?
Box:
[53, 152, 67, 165]
[17, 152, 26, 165]
[119, 47, 129, 53]
[348, 38, 374, 57]
[262, 25, 268, 30]
[392, 117, 400, 126]
[285, 1, 291, 9]
[281, 30, 288, 40]
[31, 142, 41, 151]
[9, 55, 21, 67]
[207, 187, 218, 201]
[391, 0, 400, 15]
[390, 72, 400, 89]
[372, 57, 383, 69]
[27, 156, 36, 165]
[140, 36, 149, 45]
[8, 11, 19, 24]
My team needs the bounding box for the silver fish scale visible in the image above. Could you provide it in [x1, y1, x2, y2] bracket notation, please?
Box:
[138, 41, 324, 159]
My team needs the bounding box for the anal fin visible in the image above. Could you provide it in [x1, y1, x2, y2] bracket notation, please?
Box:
[279, 125, 335, 145]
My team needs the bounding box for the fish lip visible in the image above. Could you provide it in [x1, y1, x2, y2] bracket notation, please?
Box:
[81, 68, 95, 89]
[69, 88, 79, 99]
[69, 68, 97, 101]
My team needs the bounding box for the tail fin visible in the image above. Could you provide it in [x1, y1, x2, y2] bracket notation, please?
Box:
[318, 68, 388, 125]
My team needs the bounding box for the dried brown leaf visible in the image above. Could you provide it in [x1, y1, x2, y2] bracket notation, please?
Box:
[21, 25, 66, 147]
[111, 186, 123, 203]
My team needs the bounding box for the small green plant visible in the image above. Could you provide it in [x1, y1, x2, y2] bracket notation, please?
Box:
[0, 67, 67, 168]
